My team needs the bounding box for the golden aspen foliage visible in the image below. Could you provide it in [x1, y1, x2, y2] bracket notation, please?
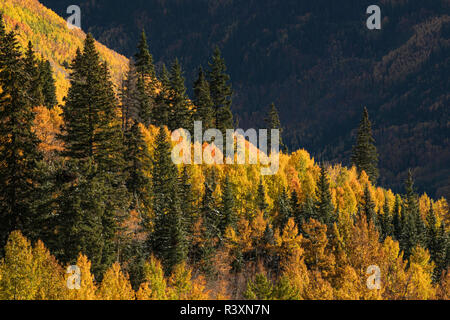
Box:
[167, 263, 210, 300]
[32, 240, 67, 300]
[136, 282, 153, 300]
[98, 262, 135, 300]
[140, 256, 167, 300]
[403, 246, 436, 300]
[379, 237, 409, 299]
[301, 219, 335, 280]
[33, 106, 63, 155]
[66, 254, 98, 300]
[0, 231, 38, 300]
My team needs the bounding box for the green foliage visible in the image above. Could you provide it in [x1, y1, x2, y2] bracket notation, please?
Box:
[351, 108, 379, 184]
[208, 46, 233, 134]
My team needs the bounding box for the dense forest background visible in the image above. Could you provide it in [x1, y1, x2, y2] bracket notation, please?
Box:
[41, 0, 450, 200]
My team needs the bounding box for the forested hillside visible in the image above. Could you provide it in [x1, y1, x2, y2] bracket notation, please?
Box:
[42, 0, 450, 200]
[0, 1, 449, 300]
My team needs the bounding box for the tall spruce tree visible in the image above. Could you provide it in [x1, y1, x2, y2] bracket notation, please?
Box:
[0, 20, 42, 250]
[264, 103, 286, 152]
[193, 67, 214, 130]
[120, 60, 140, 130]
[134, 30, 156, 79]
[351, 107, 379, 184]
[58, 34, 128, 277]
[361, 184, 377, 228]
[60, 34, 125, 174]
[168, 59, 192, 132]
[149, 127, 187, 274]
[275, 187, 292, 231]
[38, 59, 57, 109]
[152, 64, 170, 127]
[23, 41, 43, 107]
[220, 175, 237, 234]
[124, 121, 152, 214]
[381, 197, 393, 240]
[392, 195, 402, 241]
[208, 46, 233, 133]
[315, 164, 335, 226]
[256, 178, 268, 218]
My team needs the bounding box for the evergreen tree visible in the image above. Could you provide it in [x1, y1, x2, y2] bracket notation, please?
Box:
[300, 196, 316, 231]
[152, 64, 170, 127]
[264, 103, 286, 152]
[123, 121, 152, 214]
[392, 195, 402, 241]
[207, 46, 233, 133]
[381, 197, 393, 240]
[54, 159, 113, 278]
[120, 60, 140, 130]
[199, 169, 221, 276]
[149, 127, 187, 274]
[23, 41, 43, 107]
[220, 175, 237, 234]
[57, 34, 129, 278]
[361, 184, 377, 228]
[399, 171, 424, 258]
[0, 22, 42, 250]
[315, 164, 335, 226]
[351, 107, 379, 184]
[168, 59, 192, 131]
[291, 190, 303, 228]
[275, 187, 292, 231]
[134, 30, 155, 79]
[193, 67, 214, 130]
[256, 178, 268, 218]
[137, 75, 152, 126]
[60, 34, 125, 175]
[38, 59, 57, 109]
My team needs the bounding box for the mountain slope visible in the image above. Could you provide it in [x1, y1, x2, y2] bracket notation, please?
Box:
[0, 0, 128, 102]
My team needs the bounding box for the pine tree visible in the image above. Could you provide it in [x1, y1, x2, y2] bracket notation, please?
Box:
[208, 46, 233, 133]
[134, 29, 156, 79]
[264, 103, 286, 152]
[220, 175, 237, 234]
[199, 171, 220, 275]
[381, 197, 393, 240]
[168, 59, 192, 132]
[0, 23, 42, 250]
[149, 127, 187, 274]
[120, 60, 140, 130]
[38, 59, 57, 109]
[23, 41, 43, 107]
[291, 190, 304, 228]
[256, 178, 268, 218]
[299, 196, 316, 232]
[152, 64, 170, 127]
[123, 121, 152, 214]
[275, 187, 292, 231]
[361, 184, 377, 228]
[137, 74, 153, 126]
[401, 170, 426, 257]
[315, 164, 335, 226]
[351, 107, 379, 184]
[392, 195, 402, 241]
[193, 67, 214, 130]
[54, 159, 114, 278]
[60, 34, 125, 175]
